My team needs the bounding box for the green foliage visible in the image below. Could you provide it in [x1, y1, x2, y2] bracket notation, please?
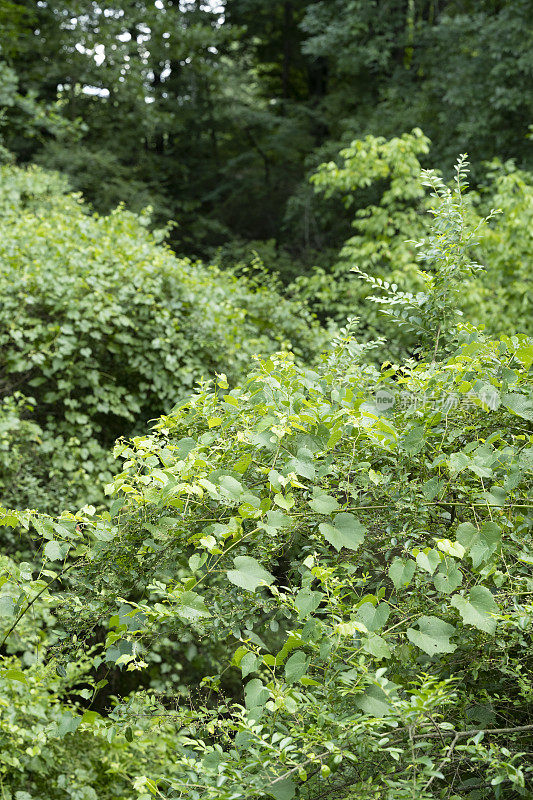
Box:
[1, 4, 532, 796]
[294, 129, 432, 348]
[2, 159, 531, 799]
[0, 58, 80, 163]
[0, 657, 211, 800]
[0, 163, 326, 512]
[2, 0, 530, 265]
[0, 393, 98, 520]
[297, 131, 532, 360]
[301, 0, 533, 169]
[354, 154, 498, 358]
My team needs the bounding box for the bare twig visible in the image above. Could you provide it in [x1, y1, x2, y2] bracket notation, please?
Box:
[424, 732, 460, 791]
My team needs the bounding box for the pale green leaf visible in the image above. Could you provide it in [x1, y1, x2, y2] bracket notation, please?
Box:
[267, 778, 296, 800]
[502, 392, 533, 421]
[416, 549, 441, 575]
[388, 558, 416, 590]
[406, 616, 457, 655]
[44, 540, 63, 562]
[451, 587, 499, 634]
[240, 651, 261, 678]
[244, 678, 269, 710]
[3, 668, 27, 684]
[355, 682, 398, 717]
[284, 650, 310, 684]
[0, 596, 15, 617]
[363, 633, 391, 660]
[226, 556, 275, 592]
[218, 475, 244, 501]
[176, 591, 211, 622]
[294, 587, 323, 618]
[433, 561, 463, 594]
[356, 601, 390, 632]
[319, 512, 366, 552]
[309, 494, 339, 514]
[274, 493, 295, 511]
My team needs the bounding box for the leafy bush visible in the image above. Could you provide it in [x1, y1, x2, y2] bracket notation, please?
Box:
[0, 164, 327, 511]
[0, 395, 84, 518]
[1, 159, 531, 799]
[293, 130, 532, 360]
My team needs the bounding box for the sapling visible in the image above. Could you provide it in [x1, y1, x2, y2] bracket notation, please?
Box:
[352, 155, 499, 360]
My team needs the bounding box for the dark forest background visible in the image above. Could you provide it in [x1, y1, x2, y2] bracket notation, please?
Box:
[2, 0, 531, 278]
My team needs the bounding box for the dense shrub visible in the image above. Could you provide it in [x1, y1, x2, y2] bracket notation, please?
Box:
[0, 164, 327, 511]
[1, 161, 531, 799]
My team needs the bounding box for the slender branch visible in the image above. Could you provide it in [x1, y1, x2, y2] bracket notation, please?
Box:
[424, 733, 459, 791]
[403, 723, 533, 740]
[0, 561, 76, 649]
[268, 751, 331, 785]
[432, 324, 441, 364]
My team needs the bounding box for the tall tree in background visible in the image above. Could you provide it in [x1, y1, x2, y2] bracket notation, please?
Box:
[301, 0, 533, 166]
[0, 0, 531, 268]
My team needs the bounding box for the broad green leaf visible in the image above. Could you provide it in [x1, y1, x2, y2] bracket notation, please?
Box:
[502, 392, 533, 421]
[456, 522, 501, 568]
[218, 475, 244, 501]
[406, 616, 457, 655]
[274, 493, 295, 511]
[44, 540, 64, 562]
[81, 710, 101, 724]
[451, 587, 499, 634]
[449, 452, 470, 475]
[473, 382, 500, 411]
[188, 553, 207, 572]
[433, 561, 463, 594]
[266, 510, 291, 528]
[240, 651, 261, 678]
[262, 510, 291, 534]
[244, 678, 269, 710]
[437, 539, 465, 559]
[226, 556, 275, 592]
[270, 635, 301, 666]
[0, 596, 15, 617]
[388, 558, 416, 590]
[232, 645, 248, 667]
[514, 341, 533, 371]
[294, 588, 323, 618]
[284, 650, 310, 684]
[422, 477, 444, 501]
[455, 522, 478, 550]
[416, 548, 441, 575]
[356, 601, 390, 632]
[479, 486, 507, 507]
[0, 510, 19, 527]
[3, 669, 27, 684]
[57, 710, 81, 738]
[176, 591, 211, 622]
[363, 633, 391, 660]
[175, 437, 196, 459]
[335, 619, 368, 636]
[267, 778, 296, 800]
[468, 456, 494, 479]
[402, 424, 425, 454]
[286, 457, 315, 480]
[32, 517, 54, 540]
[469, 522, 501, 568]
[319, 512, 366, 552]
[309, 494, 339, 514]
[355, 681, 398, 717]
